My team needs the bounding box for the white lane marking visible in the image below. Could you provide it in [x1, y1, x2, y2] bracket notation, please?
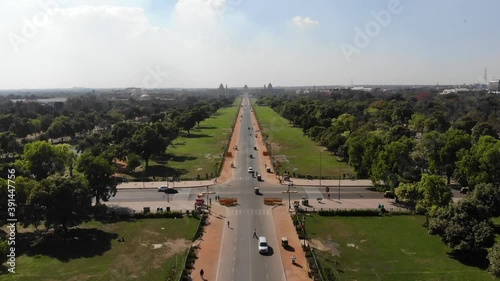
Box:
[215, 210, 229, 281]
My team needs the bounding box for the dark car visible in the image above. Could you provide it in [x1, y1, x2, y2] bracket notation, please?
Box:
[158, 186, 178, 194]
[383, 191, 395, 198]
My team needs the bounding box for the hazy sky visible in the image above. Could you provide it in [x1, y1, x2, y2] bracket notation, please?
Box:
[1, 0, 499, 89]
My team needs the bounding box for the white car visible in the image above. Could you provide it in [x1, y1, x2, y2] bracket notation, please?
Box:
[258, 236, 268, 254]
[158, 186, 169, 192]
[248, 167, 254, 173]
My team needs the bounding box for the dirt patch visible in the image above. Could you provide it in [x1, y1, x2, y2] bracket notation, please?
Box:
[114, 236, 191, 278]
[114, 159, 128, 175]
[163, 238, 191, 255]
[311, 238, 341, 257]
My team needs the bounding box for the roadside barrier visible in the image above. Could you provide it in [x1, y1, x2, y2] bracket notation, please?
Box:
[264, 198, 283, 205]
[219, 198, 238, 206]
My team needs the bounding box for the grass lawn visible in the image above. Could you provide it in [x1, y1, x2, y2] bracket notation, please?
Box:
[252, 104, 353, 177]
[165, 97, 241, 179]
[305, 215, 494, 281]
[1, 218, 198, 281]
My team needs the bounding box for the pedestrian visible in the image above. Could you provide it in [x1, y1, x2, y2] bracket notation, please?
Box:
[328, 193, 330, 200]
[253, 228, 258, 238]
[227, 221, 230, 228]
[200, 269, 204, 278]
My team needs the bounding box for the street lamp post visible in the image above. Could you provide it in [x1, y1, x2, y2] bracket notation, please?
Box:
[319, 150, 322, 187]
[288, 183, 291, 209]
[338, 160, 341, 200]
[302, 216, 306, 246]
[206, 185, 209, 207]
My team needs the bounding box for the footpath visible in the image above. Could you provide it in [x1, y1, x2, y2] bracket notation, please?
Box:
[116, 180, 215, 190]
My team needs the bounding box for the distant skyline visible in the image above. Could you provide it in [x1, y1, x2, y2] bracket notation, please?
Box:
[1, 0, 499, 89]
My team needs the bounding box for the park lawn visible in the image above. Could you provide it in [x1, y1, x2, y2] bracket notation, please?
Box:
[165, 97, 241, 180]
[1, 218, 198, 281]
[305, 215, 493, 281]
[252, 103, 353, 177]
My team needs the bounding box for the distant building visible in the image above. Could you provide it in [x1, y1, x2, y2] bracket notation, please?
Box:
[439, 88, 469, 95]
[139, 94, 151, 100]
[489, 80, 500, 91]
[351, 87, 372, 92]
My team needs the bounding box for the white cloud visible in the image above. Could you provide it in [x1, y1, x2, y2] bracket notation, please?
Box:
[292, 16, 320, 28]
[0, 1, 493, 89]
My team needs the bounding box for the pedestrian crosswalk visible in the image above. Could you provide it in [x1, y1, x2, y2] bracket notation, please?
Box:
[305, 187, 323, 199]
[226, 209, 272, 216]
[231, 176, 253, 181]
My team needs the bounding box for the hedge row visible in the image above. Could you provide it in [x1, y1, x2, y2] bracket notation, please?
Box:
[318, 209, 414, 217]
[130, 211, 184, 219]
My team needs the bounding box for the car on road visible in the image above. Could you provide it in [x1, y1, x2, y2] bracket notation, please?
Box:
[158, 186, 178, 194]
[248, 167, 254, 173]
[258, 236, 268, 254]
[383, 191, 394, 198]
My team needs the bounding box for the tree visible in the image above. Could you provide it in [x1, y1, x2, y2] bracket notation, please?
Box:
[127, 153, 141, 173]
[470, 183, 500, 217]
[111, 121, 137, 144]
[347, 133, 383, 178]
[416, 174, 452, 213]
[429, 198, 494, 256]
[17, 141, 64, 180]
[0, 239, 8, 264]
[455, 136, 500, 188]
[175, 111, 197, 136]
[471, 122, 497, 142]
[0, 131, 19, 157]
[488, 241, 500, 277]
[28, 175, 92, 233]
[47, 115, 73, 142]
[192, 105, 211, 128]
[332, 113, 355, 135]
[439, 129, 471, 184]
[130, 124, 169, 168]
[394, 183, 420, 208]
[371, 137, 419, 190]
[55, 143, 77, 177]
[408, 113, 429, 134]
[76, 152, 117, 204]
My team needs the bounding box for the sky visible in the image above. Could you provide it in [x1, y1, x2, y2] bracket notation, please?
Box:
[0, 0, 499, 89]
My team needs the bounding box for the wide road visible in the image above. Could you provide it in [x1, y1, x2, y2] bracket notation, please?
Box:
[108, 95, 466, 280]
[215, 95, 285, 281]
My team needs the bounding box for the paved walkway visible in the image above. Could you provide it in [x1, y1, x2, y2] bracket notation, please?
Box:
[218, 105, 244, 184]
[282, 178, 373, 187]
[116, 180, 215, 190]
[273, 205, 312, 281]
[192, 204, 227, 281]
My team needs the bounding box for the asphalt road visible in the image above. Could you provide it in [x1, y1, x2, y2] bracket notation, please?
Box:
[215, 96, 286, 281]
[108, 95, 467, 280]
